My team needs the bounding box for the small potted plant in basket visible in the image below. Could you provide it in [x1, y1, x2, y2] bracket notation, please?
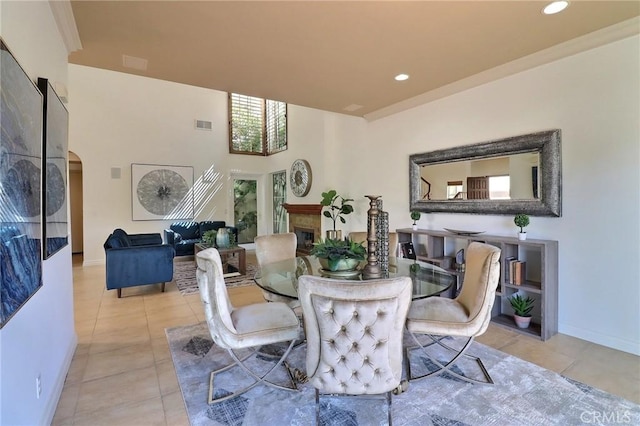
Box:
[514, 213, 530, 241]
[410, 210, 421, 230]
[509, 294, 534, 329]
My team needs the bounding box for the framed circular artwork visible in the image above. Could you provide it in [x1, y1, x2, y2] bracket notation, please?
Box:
[290, 159, 312, 197]
[131, 163, 194, 220]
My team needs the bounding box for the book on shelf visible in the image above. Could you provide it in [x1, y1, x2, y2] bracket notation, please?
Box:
[514, 261, 523, 285]
[507, 259, 526, 285]
[400, 242, 416, 259]
[504, 256, 516, 283]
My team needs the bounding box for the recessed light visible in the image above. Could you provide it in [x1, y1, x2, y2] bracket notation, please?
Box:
[394, 74, 409, 81]
[543, 1, 568, 15]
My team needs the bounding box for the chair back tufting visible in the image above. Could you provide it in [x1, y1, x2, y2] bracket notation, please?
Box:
[298, 275, 412, 395]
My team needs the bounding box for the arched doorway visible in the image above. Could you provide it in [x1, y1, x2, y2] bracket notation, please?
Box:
[68, 151, 83, 263]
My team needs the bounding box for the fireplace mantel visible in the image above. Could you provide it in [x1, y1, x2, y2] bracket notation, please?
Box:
[283, 204, 323, 215]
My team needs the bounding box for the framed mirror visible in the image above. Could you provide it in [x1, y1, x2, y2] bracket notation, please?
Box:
[409, 129, 561, 216]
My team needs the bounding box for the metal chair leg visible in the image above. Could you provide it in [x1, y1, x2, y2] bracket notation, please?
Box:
[208, 339, 299, 404]
[406, 332, 493, 384]
[315, 389, 320, 426]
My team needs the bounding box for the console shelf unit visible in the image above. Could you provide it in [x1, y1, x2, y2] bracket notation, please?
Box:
[396, 228, 558, 341]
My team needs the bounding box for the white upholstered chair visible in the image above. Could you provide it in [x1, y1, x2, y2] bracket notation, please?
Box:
[405, 241, 501, 384]
[348, 231, 400, 257]
[254, 233, 302, 310]
[298, 275, 412, 424]
[196, 248, 300, 403]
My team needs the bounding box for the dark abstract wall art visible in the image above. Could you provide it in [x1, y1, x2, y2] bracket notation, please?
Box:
[38, 78, 69, 258]
[0, 38, 44, 328]
[131, 163, 194, 220]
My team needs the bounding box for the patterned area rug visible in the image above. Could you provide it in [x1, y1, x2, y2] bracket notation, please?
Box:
[166, 322, 640, 426]
[173, 259, 258, 295]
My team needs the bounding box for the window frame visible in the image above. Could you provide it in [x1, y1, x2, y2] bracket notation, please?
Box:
[228, 93, 288, 156]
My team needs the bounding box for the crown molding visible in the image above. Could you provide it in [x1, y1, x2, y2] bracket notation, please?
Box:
[49, 0, 82, 54]
[365, 17, 640, 122]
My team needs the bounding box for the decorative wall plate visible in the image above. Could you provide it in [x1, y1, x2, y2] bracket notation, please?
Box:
[290, 159, 312, 197]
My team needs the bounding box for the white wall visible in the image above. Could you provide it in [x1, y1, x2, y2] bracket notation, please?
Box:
[0, 2, 76, 425]
[334, 36, 640, 355]
[68, 65, 348, 264]
[68, 35, 639, 358]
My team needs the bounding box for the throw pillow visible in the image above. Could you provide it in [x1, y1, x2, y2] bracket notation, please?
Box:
[171, 222, 199, 240]
[111, 229, 131, 247]
[107, 236, 125, 248]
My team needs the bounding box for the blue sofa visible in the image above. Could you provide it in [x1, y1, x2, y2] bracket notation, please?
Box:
[104, 228, 175, 298]
[164, 221, 238, 256]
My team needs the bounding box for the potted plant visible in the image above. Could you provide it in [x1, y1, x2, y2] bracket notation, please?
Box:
[514, 213, 530, 240]
[320, 190, 354, 240]
[509, 294, 534, 329]
[310, 238, 366, 272]
[410, 210, 421, 230]
[201, 229, 217, 247]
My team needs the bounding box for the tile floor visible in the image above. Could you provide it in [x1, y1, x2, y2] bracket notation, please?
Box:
[53, 253, 639, 425]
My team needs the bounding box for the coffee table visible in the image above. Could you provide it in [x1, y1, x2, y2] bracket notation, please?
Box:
[194, 243, 246, 276]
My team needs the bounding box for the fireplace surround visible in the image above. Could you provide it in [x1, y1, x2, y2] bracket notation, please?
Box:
[283, 204, 322, 256]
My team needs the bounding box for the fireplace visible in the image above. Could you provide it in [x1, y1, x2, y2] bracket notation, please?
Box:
[293, 227, 315, 255]
[283, 204, 323, 256]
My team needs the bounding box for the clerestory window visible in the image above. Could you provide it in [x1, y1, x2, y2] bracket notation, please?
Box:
[228, 93, 287, 155]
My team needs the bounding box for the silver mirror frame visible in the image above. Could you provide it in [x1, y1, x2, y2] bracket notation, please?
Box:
[409, 129, 562, 217]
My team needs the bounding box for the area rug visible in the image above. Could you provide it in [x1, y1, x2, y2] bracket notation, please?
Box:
[173, 260, 258, 295]
[166, 322, 640, 426]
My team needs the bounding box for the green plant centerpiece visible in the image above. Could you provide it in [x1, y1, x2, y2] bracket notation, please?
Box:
[311, 238, 366, 272]
[201, 230, 217, 247]
[509, 294, 534, 329]
[320, 190, 354, 240]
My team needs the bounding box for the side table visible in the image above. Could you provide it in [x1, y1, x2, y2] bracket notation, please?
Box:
[194, 244, 246, 276]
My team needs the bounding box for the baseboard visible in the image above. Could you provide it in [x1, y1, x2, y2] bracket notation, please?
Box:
[82, 259, 105, 266]
[41, 332, 78, 425]
[559, 323, 640, 356]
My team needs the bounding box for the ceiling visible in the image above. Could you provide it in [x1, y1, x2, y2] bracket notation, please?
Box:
[68, 1, 640, 119]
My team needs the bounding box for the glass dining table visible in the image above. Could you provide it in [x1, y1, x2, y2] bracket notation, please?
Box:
[254, 255, 456, 301]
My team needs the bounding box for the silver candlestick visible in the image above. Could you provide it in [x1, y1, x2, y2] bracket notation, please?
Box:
[362, 195, 383, 279]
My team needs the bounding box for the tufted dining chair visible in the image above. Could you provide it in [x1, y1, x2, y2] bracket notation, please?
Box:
[297, 275, 412, 425]
[348, 231, 400, 257]
[196, 248, 301, 403]
[405, 242, 501, 384]
[255, 233, 302, 311]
